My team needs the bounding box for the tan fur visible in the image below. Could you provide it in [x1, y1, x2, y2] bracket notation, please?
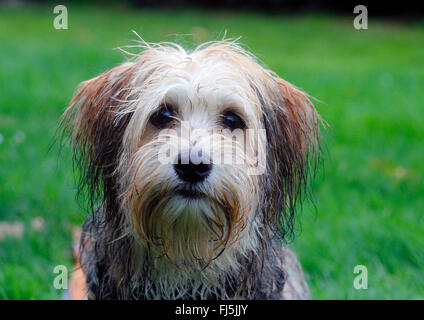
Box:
[61, 39, 320, 300]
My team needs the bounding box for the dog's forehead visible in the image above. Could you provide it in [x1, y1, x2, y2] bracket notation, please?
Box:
[158, 51, 259, 117]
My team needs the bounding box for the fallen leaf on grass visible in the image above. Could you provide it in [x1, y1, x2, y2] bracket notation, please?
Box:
[0, 217, 45, 241]
[30, 217, 45, 231]
[0, 221, 23, 240]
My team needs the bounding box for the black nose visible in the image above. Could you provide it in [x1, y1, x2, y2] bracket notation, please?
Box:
[174, 157, 212, 183]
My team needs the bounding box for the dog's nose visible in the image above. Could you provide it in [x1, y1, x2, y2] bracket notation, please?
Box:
[174, 157, 212, 183]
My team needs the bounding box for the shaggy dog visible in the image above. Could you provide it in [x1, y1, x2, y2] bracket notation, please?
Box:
[61, 39, 321, 300]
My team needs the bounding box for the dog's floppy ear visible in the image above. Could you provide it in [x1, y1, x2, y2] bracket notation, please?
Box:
[261, 74, 320, 238]
[63, 62, 135, 152]
[61, 62, 136, 209]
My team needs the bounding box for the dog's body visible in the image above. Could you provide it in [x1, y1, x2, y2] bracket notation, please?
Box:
[62, 40, 320, 300]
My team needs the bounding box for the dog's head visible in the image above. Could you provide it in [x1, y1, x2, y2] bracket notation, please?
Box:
[62, 40, 320, 270]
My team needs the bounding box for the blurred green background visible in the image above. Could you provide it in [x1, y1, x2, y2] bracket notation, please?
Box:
[0, 3, 423, 299]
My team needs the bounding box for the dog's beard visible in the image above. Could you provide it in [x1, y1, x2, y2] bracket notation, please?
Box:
[119, 134, 259, 272]
[132, 190, 240, 267]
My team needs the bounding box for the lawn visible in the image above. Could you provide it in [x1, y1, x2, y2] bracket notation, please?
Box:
[0, 4, 423, 299]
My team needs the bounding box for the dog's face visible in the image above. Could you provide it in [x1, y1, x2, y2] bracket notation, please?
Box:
[63, 41, 319, 271]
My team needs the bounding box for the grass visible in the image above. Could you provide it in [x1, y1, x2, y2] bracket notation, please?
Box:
[0, 3, 423, 299]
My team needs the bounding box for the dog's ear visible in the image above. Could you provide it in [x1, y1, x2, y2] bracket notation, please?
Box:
[61, 62, 136, 209]
[261, 75, 321, 239]
[63, 62, 135, 152]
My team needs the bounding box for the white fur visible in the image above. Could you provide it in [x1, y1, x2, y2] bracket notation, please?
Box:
[114, 41, 270, 298]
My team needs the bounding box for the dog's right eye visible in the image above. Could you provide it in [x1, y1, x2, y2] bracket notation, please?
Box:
[150, 105, 175, 128]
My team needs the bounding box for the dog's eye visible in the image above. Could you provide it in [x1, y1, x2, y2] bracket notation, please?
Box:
[221, 111, 246, 131]
[150, 105, 175, 128]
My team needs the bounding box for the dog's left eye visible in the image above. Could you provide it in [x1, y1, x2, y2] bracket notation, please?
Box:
[150, 105, 175, 128]
[221, 111, 246, 131]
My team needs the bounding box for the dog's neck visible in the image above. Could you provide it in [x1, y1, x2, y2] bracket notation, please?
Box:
[82, 204, 286, 299]
[128, 218, 262, 299]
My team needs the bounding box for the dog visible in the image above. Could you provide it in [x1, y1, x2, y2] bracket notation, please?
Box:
[61, 39, 320, 300]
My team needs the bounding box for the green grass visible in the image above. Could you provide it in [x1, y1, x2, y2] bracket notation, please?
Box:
[0, 4, 423, 299]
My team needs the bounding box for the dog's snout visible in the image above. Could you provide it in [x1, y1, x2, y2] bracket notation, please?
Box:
[174, 155, 212, 183]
